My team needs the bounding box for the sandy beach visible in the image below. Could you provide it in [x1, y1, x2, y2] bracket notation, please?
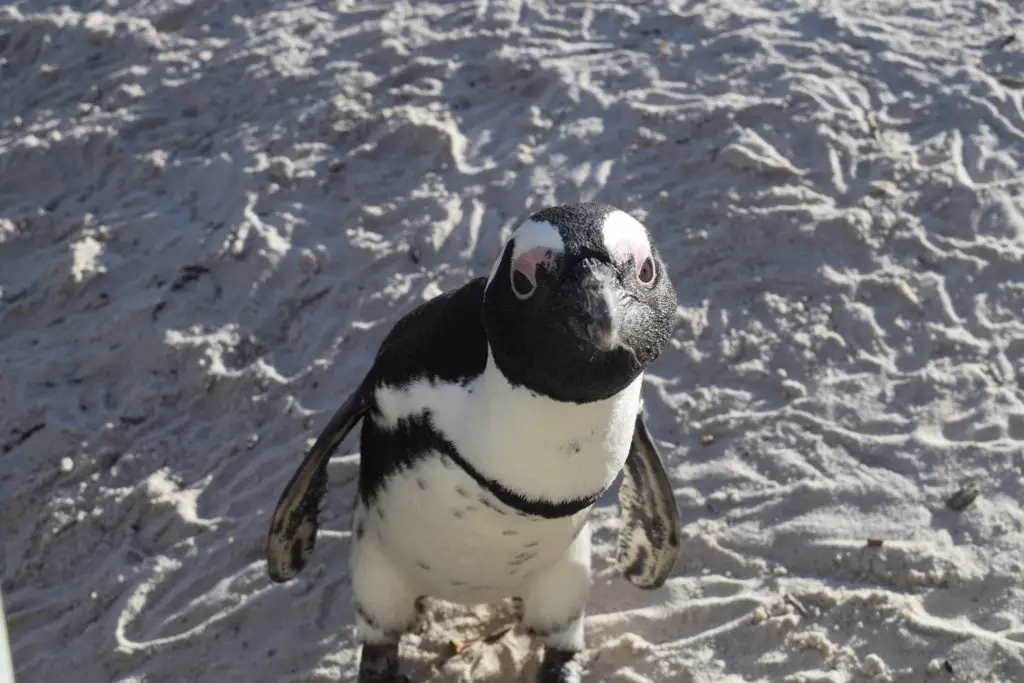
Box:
[2, 1, 1024, 681]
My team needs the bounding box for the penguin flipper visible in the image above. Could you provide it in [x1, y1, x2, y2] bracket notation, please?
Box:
[266, 384, 369, 582]
[615, 408, 681, 589]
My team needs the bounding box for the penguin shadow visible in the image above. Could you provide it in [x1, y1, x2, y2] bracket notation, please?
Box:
[247, 449, 365, 627]
[582, 473, 760, 641]
[104, 448, 364, 681]
[584, 483, 685, 615]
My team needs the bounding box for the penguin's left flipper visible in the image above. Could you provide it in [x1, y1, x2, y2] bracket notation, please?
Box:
[266, 383, 369, 583]
[615, 408, 682, 589]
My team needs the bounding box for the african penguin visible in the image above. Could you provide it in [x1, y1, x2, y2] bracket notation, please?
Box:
[266, 202, 682, 683]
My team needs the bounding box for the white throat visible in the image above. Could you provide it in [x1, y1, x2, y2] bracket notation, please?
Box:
[472, 349, 643, 501]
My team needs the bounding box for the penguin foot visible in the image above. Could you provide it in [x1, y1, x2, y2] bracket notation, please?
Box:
[538, 647, 582, 683]
[358, 643, 409, 683]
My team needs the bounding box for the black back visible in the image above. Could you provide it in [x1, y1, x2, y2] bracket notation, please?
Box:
[358, 278, 489, 504]
[370, 277, 489, 389]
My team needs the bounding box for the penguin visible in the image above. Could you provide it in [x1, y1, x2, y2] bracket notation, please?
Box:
[266, 202, 682, 683]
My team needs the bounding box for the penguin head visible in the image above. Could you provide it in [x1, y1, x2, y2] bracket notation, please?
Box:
[483, 203, 676, 403]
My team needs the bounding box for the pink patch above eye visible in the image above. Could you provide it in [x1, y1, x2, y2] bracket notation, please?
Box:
[611, 238, 651, 274]
[512, 246, 552, 282]
[511, 247, 555, 295]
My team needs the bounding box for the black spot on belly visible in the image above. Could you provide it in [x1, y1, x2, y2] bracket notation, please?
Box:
[450, 579, 466, 587]
[455, 486, 469, 497]
[416, 560, 431, 571]
[479, 497, 506, 515]
[525, 540, 539, 549]
[355, 520, 365, 540]
[502, 529, 518, 536]
[509, 551, 536, 566]
[453, 509, 464, 519]
[416, 477, 427, 490]
[568, 441, 581, 455]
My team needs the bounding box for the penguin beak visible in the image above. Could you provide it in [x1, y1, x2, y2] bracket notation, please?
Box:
[564, 260, 624, 353]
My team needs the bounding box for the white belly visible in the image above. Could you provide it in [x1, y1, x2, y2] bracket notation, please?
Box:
[359, 455, 590, 604]
[360, 352, 644, 604]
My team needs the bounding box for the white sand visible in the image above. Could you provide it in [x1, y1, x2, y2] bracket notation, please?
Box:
[2, 1, 1024, 681]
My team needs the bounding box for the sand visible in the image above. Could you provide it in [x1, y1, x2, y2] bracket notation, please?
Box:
[2, 0, 1024, 681]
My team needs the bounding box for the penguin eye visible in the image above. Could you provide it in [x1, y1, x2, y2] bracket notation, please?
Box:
[611, 237, 655, 287]
[511, 268, 535, 299]
[637, 256, 655, 285]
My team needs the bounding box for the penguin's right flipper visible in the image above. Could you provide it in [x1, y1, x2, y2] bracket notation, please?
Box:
[615, 408, 682, 589]
[266, 383, 369, 582]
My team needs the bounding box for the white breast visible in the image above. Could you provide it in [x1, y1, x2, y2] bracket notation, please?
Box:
[373, 351, 644, 504]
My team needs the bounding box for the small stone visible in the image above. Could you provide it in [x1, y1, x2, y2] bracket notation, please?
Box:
[60, 457, 74, 473]
[861, 653, 887, 677]
[946, 482, 980, 511]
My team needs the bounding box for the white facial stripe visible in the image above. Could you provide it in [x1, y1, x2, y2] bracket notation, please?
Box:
[487, 219, 565, 286]
[601, 210, 651, 263]
[511, 219, 565, 260]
